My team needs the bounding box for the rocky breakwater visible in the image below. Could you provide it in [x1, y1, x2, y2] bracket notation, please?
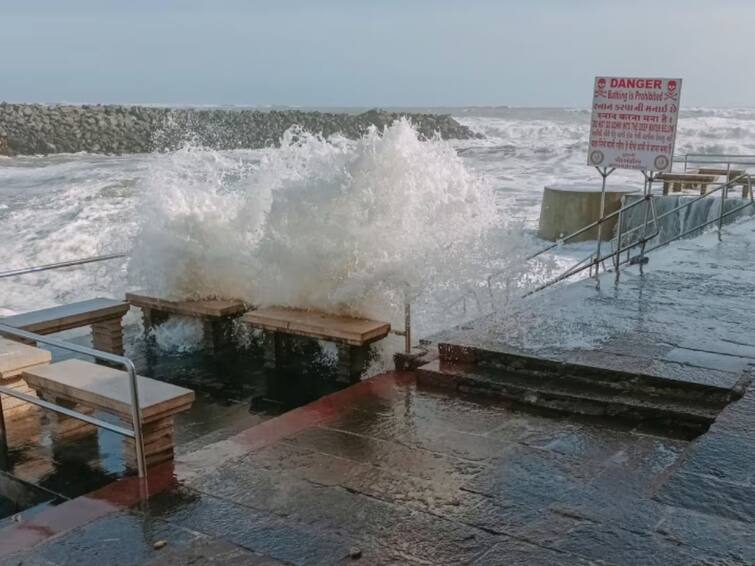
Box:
[0, 103, 479, 156]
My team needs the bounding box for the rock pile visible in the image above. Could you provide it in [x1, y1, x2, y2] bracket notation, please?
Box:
[0, 103, 479, 156]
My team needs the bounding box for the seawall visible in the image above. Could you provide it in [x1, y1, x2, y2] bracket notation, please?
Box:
[0, 103, 479, 156]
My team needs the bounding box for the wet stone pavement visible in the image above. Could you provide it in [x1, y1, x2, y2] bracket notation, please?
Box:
[5, 368, 755, 565]
[0, 325, 348, 509]
[434, 220, 755, 394]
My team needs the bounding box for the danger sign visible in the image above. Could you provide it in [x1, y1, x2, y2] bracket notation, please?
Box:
[588, 76, 682, 172]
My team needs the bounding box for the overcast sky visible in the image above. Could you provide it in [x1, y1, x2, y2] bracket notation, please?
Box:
[2, 0, 754, 108]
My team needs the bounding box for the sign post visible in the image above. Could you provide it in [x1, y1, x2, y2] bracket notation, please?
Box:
[587, 76, 682, 282]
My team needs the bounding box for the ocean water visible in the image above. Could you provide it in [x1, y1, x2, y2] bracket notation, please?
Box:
[2, 107, 755, 350]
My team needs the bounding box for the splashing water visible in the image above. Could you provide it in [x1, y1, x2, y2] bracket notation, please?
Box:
[16, 107, 754, 349]
[150, 316, 205, 353]
[128, 119, 513, 327]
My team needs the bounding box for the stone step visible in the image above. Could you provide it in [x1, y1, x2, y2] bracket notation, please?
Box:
[437, 342, 737, 407]
[418, 360, 719, 433]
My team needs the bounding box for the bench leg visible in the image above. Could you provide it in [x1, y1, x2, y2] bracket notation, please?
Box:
[0, 378, 43, 448]
[262, 332, 280, 369]
[91, 318, 125, 355]
[0, 377, 39, 423]
[40, 395, 97, 442]
[202, 319, 233, 354]
[141, 307, 169, 331]
[335, 344, 370, 384]
[123, 416, 175, 470]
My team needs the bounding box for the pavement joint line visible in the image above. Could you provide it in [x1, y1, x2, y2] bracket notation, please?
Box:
[314, 422, 508, 465]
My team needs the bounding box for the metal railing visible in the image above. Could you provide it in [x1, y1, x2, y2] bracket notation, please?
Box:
[677, 153, 755, 172]
[0, 324, 147, 477]
[0, 252, 128, 280]
[620, 174, 754, 259]
[483, 171, 754, 302]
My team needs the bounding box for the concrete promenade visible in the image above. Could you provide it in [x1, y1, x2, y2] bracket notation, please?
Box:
[3, 222, 755, 564]
[3, 365, 755, 565]
[433, 218, 755, 394]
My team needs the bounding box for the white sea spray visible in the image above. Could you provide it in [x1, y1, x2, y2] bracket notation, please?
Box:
[128, 119, 518, 330]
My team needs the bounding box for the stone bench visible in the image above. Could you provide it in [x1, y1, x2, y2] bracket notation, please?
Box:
[0, 337, 51, 426]
[242, 307, 391, 382]
[125, 292, 248, 352]
[0, 298, 130, 355]
[692, 168, 751, 197]
[23, 358, 194, 469]
[657, 173, 722, 196]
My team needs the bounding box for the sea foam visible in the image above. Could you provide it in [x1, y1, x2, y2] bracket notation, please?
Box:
[128, 119, 506, 327]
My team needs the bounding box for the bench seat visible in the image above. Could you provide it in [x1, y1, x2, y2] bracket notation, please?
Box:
[125, 292, 247, 319]
[0, 337, 51, 380]
[656, 173, 721, 196]
[0, 298, 130, 355]
[242, 307, 390, 347]
[23, 359, 194, 469]
[0, 337, 51, 424]
[126, 292, 248, 353]
[242, 307, 391, 383]
[0, 298, 129, 335]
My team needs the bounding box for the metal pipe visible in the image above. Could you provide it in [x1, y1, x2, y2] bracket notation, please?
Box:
[0, 323, 147, 477]
[675, 153, 755, 168]
[0, 385, 135, 437]
[522, 172, 752, 298]
[637, 200, 754, 257]
[637, 172, 654, 271]
[404, 301, 412, 354]
[0, 252, 128, 279]
[617, 174, 747, 242]
[525, 196, 648, 262]
[593, 166, 614, 280]
[718, 175, 729, 241]
[524, 209, 661, 298]
[124, 358, 146, 478]
[614, 196, 625, 284]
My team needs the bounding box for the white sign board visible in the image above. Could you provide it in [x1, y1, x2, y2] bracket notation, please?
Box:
[588, 77, 682, 172]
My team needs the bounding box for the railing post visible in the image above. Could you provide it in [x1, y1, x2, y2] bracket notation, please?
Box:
[125, 359, 147, 478]
[593, 166, 615, 283]
[718, 166, 731, 241]
[637, 171, 655, 273]
[0, 324, 148, 478]
[614, 196, 624, 285]
[404, 301, 412, 355]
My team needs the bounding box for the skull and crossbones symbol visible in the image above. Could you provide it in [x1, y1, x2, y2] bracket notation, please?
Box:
[664, 80, 679, 101]
[594, 77, 608, 98]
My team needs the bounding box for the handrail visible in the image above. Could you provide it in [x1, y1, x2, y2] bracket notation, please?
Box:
[624, 198, 755, 260]
[0, 252, 128, 279]
[557, 173, 751, 292]
[0, 324, 146, 477]
[487, 171, 753, 301]
[523, 200, 661, 297]
[483, 194, 653, 299]
[522, 195, 650, 263]
[675, 153, 755, 172]
[616, 172, 752, 244]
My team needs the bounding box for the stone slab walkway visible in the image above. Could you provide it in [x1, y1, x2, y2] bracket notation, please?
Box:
[434, 218, 755, 393]
[5, 367, 755, 565]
